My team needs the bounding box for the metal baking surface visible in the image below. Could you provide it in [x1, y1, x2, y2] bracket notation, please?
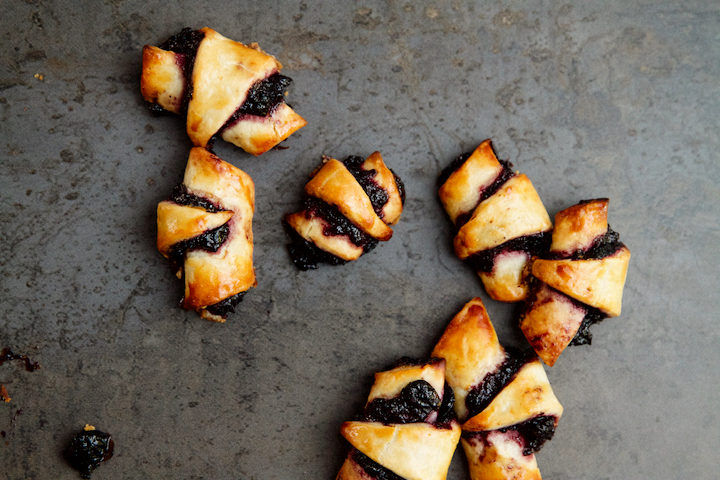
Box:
[1, 2, 718, 479]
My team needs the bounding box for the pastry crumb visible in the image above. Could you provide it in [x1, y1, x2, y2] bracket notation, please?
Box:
[83, 424, 96, 431]
[0, 384, 10, 402]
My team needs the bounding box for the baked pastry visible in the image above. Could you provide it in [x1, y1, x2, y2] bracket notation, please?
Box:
[141, 27, 306, 155]
[336, 358, 461, 480]
[157, 147, 256, 322]
[432, 298, 563, 480]
[284, 152, 405, 270]
[438, 140, 553, 302]
[519, 198, 631, 366]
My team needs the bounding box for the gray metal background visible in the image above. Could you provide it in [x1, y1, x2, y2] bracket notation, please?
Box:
[1, 1, 718, 479]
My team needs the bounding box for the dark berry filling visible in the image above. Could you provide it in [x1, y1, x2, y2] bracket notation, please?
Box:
[463, 414, 557, 456]
[341, 156, 390, 217]
[171, 184, 224, 212]
[204, 291, 247, 318]
[351, 449, 404, 480]
[393, 170, 406, 205]
[305, 197, 377, 246]
[160, 27, 205, 56]
[0, 348, 41, 372]
[359, 380, 440, 425]
[65, 429, 114, 479]
[237, 72, 292, 118]
[546, 226, 624, 261]
[283, 221, 348, 270]
[168, 223, 230, 267]
[465, 348, 536, 419]
[464, 231, 552, 274]
[438, 152, 471, 188]
[569, 307, 607, 346]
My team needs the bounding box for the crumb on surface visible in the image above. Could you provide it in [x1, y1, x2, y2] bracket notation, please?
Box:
[0, 384, 9, 402]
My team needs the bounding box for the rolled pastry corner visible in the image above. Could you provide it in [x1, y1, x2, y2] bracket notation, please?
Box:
[438, 140, 552, 302]
[284, 152, 405, 270]
[141, 27, 306, 155]
[157, 147, 256, 322]
[520, 198, 631, 366]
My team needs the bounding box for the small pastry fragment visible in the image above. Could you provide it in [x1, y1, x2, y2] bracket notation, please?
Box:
[141, 27, 306, 155]
[336, 358, 461, 480]
[520, 198, 631, 366]
[438, 140, 553, 302]
[432, 298, 563, 480]
[284, 152, 405, 270]
[157, 147, 256, 322]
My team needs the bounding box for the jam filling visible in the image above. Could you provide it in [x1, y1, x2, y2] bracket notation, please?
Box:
[284, 222, 349, 271]
[465, 348, 536, 419]
[65, 428, 114, 479]
[463, 414, 557, 456]
[234, 72, 292, 118]
[341, 156, 390, 217]
[168, 223, 230, 268]
[356, 357, 456, 428]
[351, 449, 404, 480]
[171, 185, 224, 212]
[0, 348, 41, 372]
[569, 306, 607, 346]
[464, 231, 552, 274]
[205, 291, 246, 318]
[546, 227, 624, 261]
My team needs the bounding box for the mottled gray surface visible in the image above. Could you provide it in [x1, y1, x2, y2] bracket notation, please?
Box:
[1, 1, 718, 479]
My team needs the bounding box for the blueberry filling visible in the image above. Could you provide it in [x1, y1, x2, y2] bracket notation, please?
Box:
[65, 429, 114, 479]
[351, 449, 404, 480]
[464, 231, 552, 274]
[393, 171, 406, 205]
[463, 414, 557, 456]
[569, 307, 607, 346]
[341, 156, 390, 217]
[168, 223, 230, 268]
[171, 184, 224, 212]
[283, 221, 348, 271]
[359, 380, 440, 425]
[465, 348, 537, 419]
[204, 291, 246, 318]
[235, 72, 292, 118]
[546, 226, 624, 261]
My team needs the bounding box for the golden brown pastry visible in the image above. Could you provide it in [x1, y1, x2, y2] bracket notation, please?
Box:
[438, 140, 553, 302]
[432, 298, 563, 480]
[141, 27, 306, 155]
[157, 147, 256, 322]
[520, 199, 631, 366]
[336, 358, 461, 480]
[284, 152, 405, 270]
